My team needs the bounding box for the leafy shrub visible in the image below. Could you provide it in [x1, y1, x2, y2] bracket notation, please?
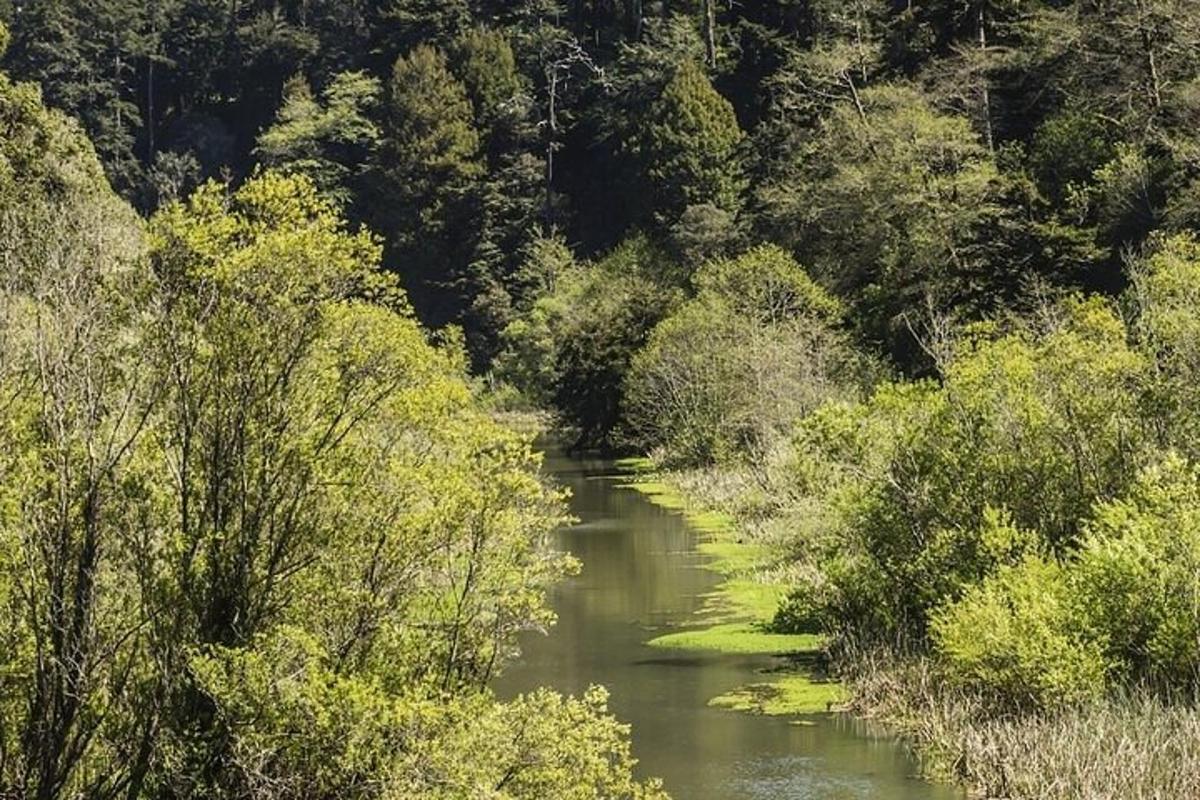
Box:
[931, 556, 1109, 706]
[785, 298, 1151, 643]
[1073, 456, 1200, 685]
[623, 246, 864, 465]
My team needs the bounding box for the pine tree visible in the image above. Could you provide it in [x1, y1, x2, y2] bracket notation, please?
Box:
[376, 45, 484, 329]
[631, 60, 745, 224]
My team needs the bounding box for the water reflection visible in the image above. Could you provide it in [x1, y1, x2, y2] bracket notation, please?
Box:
[493, 447, 962, 800]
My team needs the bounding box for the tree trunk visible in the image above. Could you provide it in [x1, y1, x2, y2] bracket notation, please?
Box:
[702, 0, 717, 67]
[1133, 0, 1164, 111]
[544, 69, 558, 230]
[978, 2, 995, 153]
[626, 0, 643, 40]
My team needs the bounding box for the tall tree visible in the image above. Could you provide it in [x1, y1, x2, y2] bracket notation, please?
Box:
[375, 45, 484, 329]
[628, 60, 745, 225]
[255, 70, 381, 206]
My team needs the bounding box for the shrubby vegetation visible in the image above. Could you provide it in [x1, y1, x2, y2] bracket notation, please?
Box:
[623, 246, 866, 465]
[625, 240, 1200, 792]
[9, 0, 1200, 796]
[0, 41, 663, 798]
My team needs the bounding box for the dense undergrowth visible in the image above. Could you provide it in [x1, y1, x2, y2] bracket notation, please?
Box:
[590, 237, 1200, 796]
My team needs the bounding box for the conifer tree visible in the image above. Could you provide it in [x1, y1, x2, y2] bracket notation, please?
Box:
[256, 71, 380, 205]
[376, 44, 484, 328]
[631, 60, 745, 224]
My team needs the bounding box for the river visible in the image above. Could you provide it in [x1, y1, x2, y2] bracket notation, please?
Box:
[493, 445, 963, 800]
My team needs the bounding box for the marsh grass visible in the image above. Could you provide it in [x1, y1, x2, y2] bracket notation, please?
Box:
[647, 622, 822, 655]
[843, 645, 1200, 799]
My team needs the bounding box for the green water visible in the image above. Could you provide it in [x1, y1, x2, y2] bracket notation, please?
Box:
[493, 447, 963, 800]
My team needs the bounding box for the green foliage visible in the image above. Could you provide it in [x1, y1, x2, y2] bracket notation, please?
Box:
[0, 152, 655, 796]
[14, 0, 1200, 770]
[552, 239, 683, 446]
[629, 60, 745, 222]
[1029, 108, 1117, 204]
[384, 45, 482, 191]
[2, 0, 1199, 385]
[255, 71, 380, 205]
[932, 556, 1109, 707]
[762, 84, 1004, 353]
[933, 455, 1200, 703]
[624, 246, 862, 465]
[785, 298, 1150, 640]
[454, 27, 525, 133]
[1073, 456, 1200, 685]
[376, 44, 484, 328]
[498, 235, 682, 446]
[191, 630, 667, 799]
[1130, 234, 1200, 455]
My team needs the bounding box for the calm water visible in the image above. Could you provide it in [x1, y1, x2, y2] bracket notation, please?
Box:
[493, 447, 963, 800]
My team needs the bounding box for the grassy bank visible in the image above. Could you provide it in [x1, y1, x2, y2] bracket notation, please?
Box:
[615, 458, 845, 715]
[617, 457, 1200, 798]
[845, 649, 1200, 798]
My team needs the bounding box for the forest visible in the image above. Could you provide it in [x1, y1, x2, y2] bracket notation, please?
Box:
[3, 0, 1200, 798]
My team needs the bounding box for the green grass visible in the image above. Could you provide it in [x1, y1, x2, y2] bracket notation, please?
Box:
[697, 539, 767, 574]
[619, 461, 848, 715]
[687, 509, 735, 534]
[613, 456, 656, 474]
[620, 480, 688, 510]
[709, 673, 848, 715]
[704, 578, 786, 619]
[648, 622, 823, 656]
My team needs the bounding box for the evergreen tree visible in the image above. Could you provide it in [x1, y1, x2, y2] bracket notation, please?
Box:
[629, 60, 745, 225]
[255, 70, 381, 206]
[6, 0, 147, 193]
[376, 44, 484, 329]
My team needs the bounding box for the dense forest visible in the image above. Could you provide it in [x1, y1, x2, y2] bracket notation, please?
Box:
[4, 0, 1200, 797]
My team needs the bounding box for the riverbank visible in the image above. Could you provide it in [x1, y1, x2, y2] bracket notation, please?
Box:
[615, 457, 846, 715]
[846, 649, 1200, 799]
[618, 458, 1200, 799]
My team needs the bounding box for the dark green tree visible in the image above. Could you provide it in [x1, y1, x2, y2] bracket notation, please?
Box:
[628, 60, 745, 226]
[375, 44, 484, 330]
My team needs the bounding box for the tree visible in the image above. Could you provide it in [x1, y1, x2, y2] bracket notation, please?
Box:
[454, 27, 527, 140]
[6, 0, 148, 194]
[452, 28, 548, 367]
[375, 45, 484, 329]
[0, 78, 661, 788]
[624, 246, 865, 466]
[255, 71, 381, 205]
[629, 60, 745, 224]
[0, 51, 154, 797]
[140, 170, 659, 798]
[760, 84, 1005, 360]
[1129, 235, 1200, 457]
[788, 297, 1150, 641]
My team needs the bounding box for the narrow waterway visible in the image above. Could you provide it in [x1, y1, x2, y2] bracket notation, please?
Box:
[493, 446, 963, 800]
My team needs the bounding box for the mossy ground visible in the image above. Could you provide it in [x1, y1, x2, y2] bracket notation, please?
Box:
[618, 461, 846, 715]
[648, 622, 822, 655]
[709, 673, 848, 715]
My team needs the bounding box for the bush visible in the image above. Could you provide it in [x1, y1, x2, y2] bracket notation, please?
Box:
[783, 297, 1151, 643]
[623, 246, 864, 465]
[931, 556, 1109, 706]
[1072, 456, 1200, 685]
[495, 235, 682, 446]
